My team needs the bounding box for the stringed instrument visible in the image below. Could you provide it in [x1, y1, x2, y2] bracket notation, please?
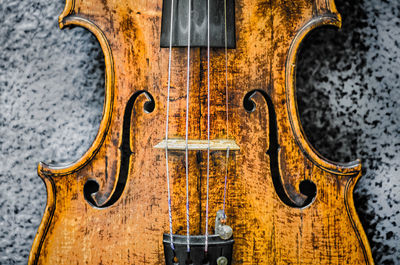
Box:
[29, 0, 374, 264]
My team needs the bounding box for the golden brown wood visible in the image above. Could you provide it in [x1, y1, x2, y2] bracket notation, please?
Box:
[29, 0, 374, 264]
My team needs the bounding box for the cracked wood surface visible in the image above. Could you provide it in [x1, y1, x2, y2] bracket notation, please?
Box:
[29, 0, 373, 264]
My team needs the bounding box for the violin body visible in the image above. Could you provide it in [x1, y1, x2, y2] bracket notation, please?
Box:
[29, 0, 373, 264]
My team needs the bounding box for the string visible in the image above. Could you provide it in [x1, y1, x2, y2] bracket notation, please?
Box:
[184, 0, 192, 254]
[205, 0, 211, 253]
[222, 0, 230, 218]
[165, 0, 175, 251]
[223, 147, 229, 216]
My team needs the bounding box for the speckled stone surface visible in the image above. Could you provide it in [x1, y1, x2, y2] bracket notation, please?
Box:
[0, 0, 398, 264]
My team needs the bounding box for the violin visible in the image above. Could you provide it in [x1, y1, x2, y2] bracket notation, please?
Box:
[29, 0, 374, 264]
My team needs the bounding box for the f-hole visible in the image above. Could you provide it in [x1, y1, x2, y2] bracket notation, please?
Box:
[243, 89, 317, 208]
[84, 90, 155, 208]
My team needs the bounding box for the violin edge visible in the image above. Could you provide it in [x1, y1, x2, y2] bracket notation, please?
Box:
[286, 11, 374, 264]
[286, 13, 363, 176]
[29, 5, 116, 264]
[38, 15, 115, 177]
[344, 174, 375, 264]
[28, 169, 56, 265]
[59, 0, 74, 28]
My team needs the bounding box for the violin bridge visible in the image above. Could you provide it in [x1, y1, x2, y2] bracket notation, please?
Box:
[154, 139, 240, 151]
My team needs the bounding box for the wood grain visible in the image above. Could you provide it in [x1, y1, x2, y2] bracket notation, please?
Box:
[29, 0, 374, 264]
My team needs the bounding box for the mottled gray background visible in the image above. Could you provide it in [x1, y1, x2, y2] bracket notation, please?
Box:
[0, 0, 399, 264]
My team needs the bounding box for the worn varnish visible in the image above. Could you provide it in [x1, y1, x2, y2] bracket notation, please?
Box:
[29, 0, 374, 264]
